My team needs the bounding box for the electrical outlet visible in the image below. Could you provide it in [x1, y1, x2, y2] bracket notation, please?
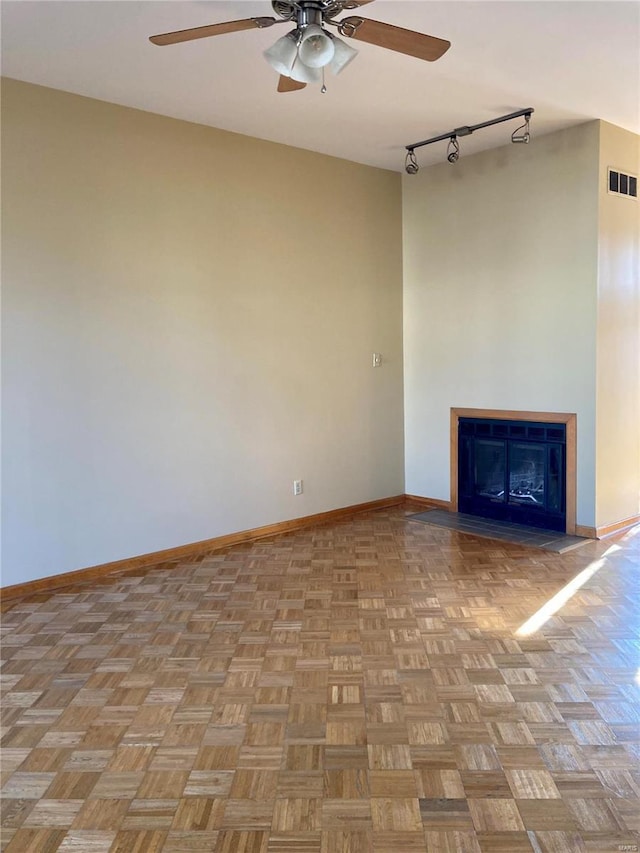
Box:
[293, 479, 303, 496]
[372, 353, 382, 367]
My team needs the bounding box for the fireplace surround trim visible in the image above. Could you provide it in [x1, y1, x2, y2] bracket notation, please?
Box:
[450, 408, 577, 535]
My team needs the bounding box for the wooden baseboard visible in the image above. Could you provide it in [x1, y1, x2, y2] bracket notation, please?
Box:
[404, 494, 451, 511]
[576, 515, 640, 540]
[4, 496, 634, 603]
[594, 513, 640, 539]
[0, 495, 405, 603]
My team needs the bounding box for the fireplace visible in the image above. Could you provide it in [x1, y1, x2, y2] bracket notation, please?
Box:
[457, 416, 568, 532]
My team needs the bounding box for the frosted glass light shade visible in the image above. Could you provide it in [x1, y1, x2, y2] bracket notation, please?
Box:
[289, 57, 321, 84]
[264, 33, 298, 76]
[298, 24, 335, 68]
[329, 35, 358, 75]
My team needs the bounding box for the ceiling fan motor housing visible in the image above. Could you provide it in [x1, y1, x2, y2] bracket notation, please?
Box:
[272, 1, 356, 26]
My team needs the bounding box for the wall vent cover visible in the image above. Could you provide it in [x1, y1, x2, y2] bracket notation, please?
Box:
[608, 167, 637, 199]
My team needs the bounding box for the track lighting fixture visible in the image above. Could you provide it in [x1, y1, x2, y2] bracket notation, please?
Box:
[446, 136, 460, 163]
[404, 108, 534, 174]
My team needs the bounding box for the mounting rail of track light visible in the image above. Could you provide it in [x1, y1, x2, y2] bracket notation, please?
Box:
[404, 108, 534, 174]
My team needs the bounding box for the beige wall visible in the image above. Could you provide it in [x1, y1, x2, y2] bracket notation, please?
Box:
[1, 79, 404, 586]
[595, 122, 640, 528]
[402, 122, 601, 527]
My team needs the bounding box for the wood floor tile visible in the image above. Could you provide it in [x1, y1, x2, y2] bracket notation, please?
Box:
[3, 828, 67, 852]
[370, 796, 422, 831]
[276, 772, 323, 800]
[44, 771, 100, 799]
[110, 829, 166, 852]
[461, 771, 512, 799]
[0, 797, 36, 830]
[475, 831, 534, 851]
[215, 830, 269, 852]
[271, 798, 321, 832]
[526, 831, 586, 853]
[229, 769, 278, 800]
[506, 768, 562, 799]
[371, 830, 430, 851]
[56, 830, 116, 851]
[423, 830, 482, 852]
[468, 798, 526, 831]
[183, 770, 234, 797]
[222, 799, 276, 830]
[23, 798, 83, 827]
[320, 830, 370, 853]
[162, 830, 220, 852]
[368, 769, 417, 797]
[71, 797, 130, 831]
[1, 507, 638, 852]
[320, 798, 371, 829]
[319, 769, 366, 800]
[1, 772, 56, 798]
[265, 833, 321, 852]
[564, 798, 624, 832]
[367, 743, 413, 770]
[515, 798, 577, 831]
[122, 799, 179, 830]
[419, 798, 474, 830]
[171, 796, 226, 830]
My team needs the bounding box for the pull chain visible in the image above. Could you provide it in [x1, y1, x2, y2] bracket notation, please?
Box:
[321, 66, 327, 94]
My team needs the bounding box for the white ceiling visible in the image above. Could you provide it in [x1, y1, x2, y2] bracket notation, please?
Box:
[2, 1, 639, 171]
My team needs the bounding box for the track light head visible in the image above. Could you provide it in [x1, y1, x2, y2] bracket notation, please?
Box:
[512, 113, 532, 144]
[405, 150, 419, 175]
[446, 136, 460, 163]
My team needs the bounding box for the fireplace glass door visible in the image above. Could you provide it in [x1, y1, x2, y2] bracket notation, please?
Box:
[509, 442, 545, 507]
[458, 418, 566, 531]
[475, 440, 506, 502]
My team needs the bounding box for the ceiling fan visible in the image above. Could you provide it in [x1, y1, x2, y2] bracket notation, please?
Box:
[149, 1, 451, 93]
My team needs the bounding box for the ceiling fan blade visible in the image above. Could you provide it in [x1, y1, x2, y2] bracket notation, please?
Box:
[150, 18, 277, 46]
[277, 76, 307, 93]
[338, 17, 450, 62]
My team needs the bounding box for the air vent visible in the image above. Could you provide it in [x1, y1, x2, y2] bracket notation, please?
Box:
[608, 167, 637, 199]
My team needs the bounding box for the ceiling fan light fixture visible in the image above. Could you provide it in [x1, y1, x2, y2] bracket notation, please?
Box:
[150, 10, 452, 95]
[263, 31, 299, 76]
[298, 24, 335, 69]
[329, 35, 358, 75]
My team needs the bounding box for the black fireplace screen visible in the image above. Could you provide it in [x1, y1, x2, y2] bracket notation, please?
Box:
[458, 418, 566, 531]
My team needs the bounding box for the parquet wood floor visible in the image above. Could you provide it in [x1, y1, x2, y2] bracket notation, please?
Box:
[1, 507, 639, 852]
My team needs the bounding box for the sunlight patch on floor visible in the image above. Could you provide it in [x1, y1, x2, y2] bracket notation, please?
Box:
[515, 557, 606, 637]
